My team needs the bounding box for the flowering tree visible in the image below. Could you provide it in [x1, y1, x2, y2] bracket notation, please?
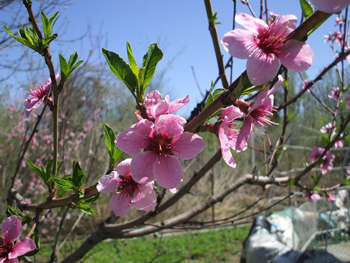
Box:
[1, 0, 350, 262]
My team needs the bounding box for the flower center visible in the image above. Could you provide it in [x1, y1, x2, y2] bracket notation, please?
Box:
[257, 22, 289, 54]
[144, 132, 174, 156]
[117, 174, 138, 197]
[250, 104, 277, 127]
[0, 236, 12, 259]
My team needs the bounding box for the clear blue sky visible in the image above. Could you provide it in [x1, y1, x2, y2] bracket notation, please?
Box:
[2, 0, 339, 116]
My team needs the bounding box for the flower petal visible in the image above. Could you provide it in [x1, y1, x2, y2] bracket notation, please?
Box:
[310, 0, 350, 13]
[130, 151, 157, 184]
[246, 50, 280, 85]
[236, 116, 255, 152]
[109, 193, 131, 217]
[235, 13, 268, 35]
[168, 95, 190, 114]
[8, 237, 36, 259]
[222, 29, 257, 59]
[155, 115, 186, 137]
[222, 106, 243, 122]
[97, 171, 120, 193]
[153, 155, 183, 189]
[133, 184, 157, 211]
[1, 216, 21, 243]
[115, 119, 153, 155]
[271, 15, 297, 37]
[278, 40, 313, 72]
[116, 158, 132, 176]
[172, 132, 205, 160]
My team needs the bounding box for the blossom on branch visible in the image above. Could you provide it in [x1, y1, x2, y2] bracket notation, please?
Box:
[221, 13, 313, 85]
[309, 147, 335, 175]
[115, 115, 205, 189]
[310, 0, 350, 14]
[328, 87, 340, 100]
[235, 75, 283, 152]
[0, 216, 36, 263]
[137, 90, 189, 120]
[217, 106, 243, 168]
[303, 191, 321, 202]
[97, 159, 157, 217]
[24, 73, 59, 117]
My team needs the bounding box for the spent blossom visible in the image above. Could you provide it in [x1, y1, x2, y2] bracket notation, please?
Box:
[115, 114, 205, 189]
[221, 13, 313, 85]
[235, 75, 283, 152]
[309, 147, 335, 175]
[97, 159, 157, 217]
[0, 216, 36, 263]
[326, 193, 336, 202]
[24, 73, 59, 117]
[310, 0, 350, 13]
[137, 90, 189, 120]
[217, 106, 243, 168]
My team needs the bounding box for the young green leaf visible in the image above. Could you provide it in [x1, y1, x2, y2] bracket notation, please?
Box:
[140, 43, 163, 90]
[53, 178, 74, 191]
[299, 0, 314, 20]
[127, 42, 139, 76]
[102, 48, 138, 96]
[72, 161, 86, 189]
[25, 159, 48, 185]
[103, 124, 124, 168]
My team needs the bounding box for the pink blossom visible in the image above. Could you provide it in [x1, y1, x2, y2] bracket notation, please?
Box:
[24, 73, 59, 117]
[301, 80, 315, 92]
[222, 13, 313, 85]
[0, 216, 36, 263]
[310, 0, 350, 13]
[217, 106, 243, 167]
[320, 123, 334, 134]
[235, 75, 283, 152]
[326, 193, 336, 202]
[137, 90, 189, 120]
[97, 159, 157, 217]
[309, 147, 335, 175]
[335, 16, 344, 26]
[328, 87, 340, 100]
[303, 191, 321, 202]
[115, 115, 205, 189]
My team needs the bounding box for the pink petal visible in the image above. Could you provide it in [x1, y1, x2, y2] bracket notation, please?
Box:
[168, 95, 190, 114]
[97, 171, 120, 193]
[8, 237, 36, 259]
[249, 88, 269, 113]
[153, 155, 183, 189]
[115, 119, 153, 155]
[222, 106, 243, 122]
[220, 141, 236, 168]
[1, 216, 21, 243]
[236, 116, 255, 152]
[116, 158, 132, 175]
[278, 40, 313, 72]
[172, 132, 205, 160]
[222, 29, 257, 59]
[155, 115, 186, 137]
[130, 151, 157, 184]
[235, 13, 268, 35]
[310, 0, 350, 13]
[267, 75, 284, 96]
[246, 50, 280, 85]
[109, 193, 131, 217]
[2, 258, 19, 263]
[152, 100, 169, 118]
[133, 184, 157, 211]
[271, 15, 297, 37]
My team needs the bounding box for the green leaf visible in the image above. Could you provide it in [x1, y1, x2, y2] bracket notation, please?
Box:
[25, 159, 48, 184]
[59, 54, 68, 77]
[127, 42, 139, 76]
[53, 178, 74, 191]
[203, 87, 224, 110]
[84, 193, 100, 205]
[299, 0, 314, 20]
[72, 161, 86, 189]
[102, 48, 138, 95]
[103, 124, 124, 167]
[76, 203, 98, 215]
[4, 25, 43, 54]
[56, 161, 64, 177]
[140, 43, 163, 90]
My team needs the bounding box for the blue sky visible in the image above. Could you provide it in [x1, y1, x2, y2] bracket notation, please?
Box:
[2, 0, 340, 116]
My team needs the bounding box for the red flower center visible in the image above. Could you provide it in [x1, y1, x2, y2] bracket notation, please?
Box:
[0, 236, 12, 259]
